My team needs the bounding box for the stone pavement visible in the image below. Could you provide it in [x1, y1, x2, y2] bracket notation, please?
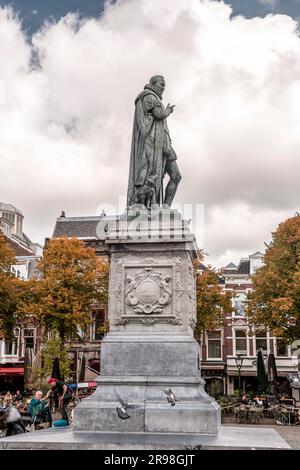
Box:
[0, 425, 291, 450]
[223, 424, 300, 449]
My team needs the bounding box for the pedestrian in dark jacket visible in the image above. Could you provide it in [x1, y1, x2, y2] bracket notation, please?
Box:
[46, 378, 73, 424]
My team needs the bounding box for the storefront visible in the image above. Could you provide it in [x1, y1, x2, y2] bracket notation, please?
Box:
[0, 366, 24, 392]
[201, 362, 227, 395]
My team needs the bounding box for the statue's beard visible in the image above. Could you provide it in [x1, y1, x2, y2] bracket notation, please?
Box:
[153, 88, 163, 99]
[145, 83, 163, 99]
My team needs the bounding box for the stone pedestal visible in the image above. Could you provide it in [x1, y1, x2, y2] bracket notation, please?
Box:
[73, 208, 220, 440]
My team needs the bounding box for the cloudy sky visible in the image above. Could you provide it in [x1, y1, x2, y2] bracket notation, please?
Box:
[0, 0, 299, 268]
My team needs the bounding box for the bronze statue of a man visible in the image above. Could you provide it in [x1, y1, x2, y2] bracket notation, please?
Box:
[127, 75, 181, 208]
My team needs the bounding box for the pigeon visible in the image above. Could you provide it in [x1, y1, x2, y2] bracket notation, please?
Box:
[115, 393, 138, 419]
[164, 388, 177, 406]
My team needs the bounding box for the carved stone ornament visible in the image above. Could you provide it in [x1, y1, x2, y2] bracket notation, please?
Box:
[188, 262, 196, 330]
[125, 267, 172, 315]
[141, 318, 157, 326]
[115, 318, 128, 325]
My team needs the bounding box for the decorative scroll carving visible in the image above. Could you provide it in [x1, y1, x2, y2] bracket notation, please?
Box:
[188, 262, 196, 330]
[114, 259, 125, 324]
[114, 282, 122, 299]
[116, 260, 123, 273]
[140, 318, 157, 326]
[115, 318, 128, 325]
[125, 267, 172, 315]
[141, 257, 157, 265]
[173, 257, 183, 325]
[168, 318, 181, 325]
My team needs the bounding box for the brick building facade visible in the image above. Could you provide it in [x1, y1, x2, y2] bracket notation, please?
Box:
[201, 251, 298, 396]
[0, 202, 43, 391]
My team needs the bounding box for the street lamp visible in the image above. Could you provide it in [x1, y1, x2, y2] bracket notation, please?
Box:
[235, 354, 244, 395]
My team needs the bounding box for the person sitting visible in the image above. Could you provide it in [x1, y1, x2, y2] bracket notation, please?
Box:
[13, 390, 23, 405]
[3, 391, 13, 407]
[29, 391, 50, 429]
[253, 395, 263, 406]
[238, 394, 248, 405]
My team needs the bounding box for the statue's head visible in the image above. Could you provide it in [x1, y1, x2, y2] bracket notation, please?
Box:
[149, 75, 165, 98]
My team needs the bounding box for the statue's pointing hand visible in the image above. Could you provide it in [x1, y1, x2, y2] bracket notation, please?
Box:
[166, 103, 175, 115]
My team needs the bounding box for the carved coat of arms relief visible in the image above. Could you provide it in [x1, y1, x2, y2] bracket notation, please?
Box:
[125, 267, 172, 314]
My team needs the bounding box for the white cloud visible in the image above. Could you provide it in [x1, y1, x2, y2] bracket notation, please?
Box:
[0, 0, 300, 267]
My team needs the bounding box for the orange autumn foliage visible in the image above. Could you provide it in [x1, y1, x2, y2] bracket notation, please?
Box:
[247, 214, 300, 343]
[20, 237, 109, 341]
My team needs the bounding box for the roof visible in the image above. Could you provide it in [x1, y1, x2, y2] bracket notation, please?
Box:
[52, 216, 115, 240]
[0, 202, 23, 217]
[249, 251, 264, 258]
[236, 259, 250, 274]
[224, 262, 237, 269]
[7, 237, 35, 257]
[22, 232, 32, 244]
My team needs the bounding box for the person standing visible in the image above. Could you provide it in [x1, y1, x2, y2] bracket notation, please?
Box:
[46, 378, 73, 424]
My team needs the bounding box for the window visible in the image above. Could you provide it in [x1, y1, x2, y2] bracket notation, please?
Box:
[2, 211, 14, 225]
[4, 340, 17, 355]
[276, 339, 289, 357]
[235, 329, 247, 355]
[16, 216, 22, 236]
[91, 310, 105, 341]
[233, 292, 246, 316]
[207, 331, 222, 359]
[255, 331, 267, 352]
[23, 328, 35, 352]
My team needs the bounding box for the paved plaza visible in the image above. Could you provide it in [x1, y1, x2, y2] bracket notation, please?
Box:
[223, 424, 300, 449]
[0, 424, 293, 450]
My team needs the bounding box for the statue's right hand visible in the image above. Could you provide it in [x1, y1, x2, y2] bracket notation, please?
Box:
[166, 103, 175, 115]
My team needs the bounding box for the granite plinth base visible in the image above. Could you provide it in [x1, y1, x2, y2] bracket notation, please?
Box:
[73, 333, 221, 435]
[0, 426, 290, 450]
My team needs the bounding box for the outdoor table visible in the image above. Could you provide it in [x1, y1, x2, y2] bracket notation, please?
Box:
[248, 406, 263, 424]
[276, 405, 298, 426]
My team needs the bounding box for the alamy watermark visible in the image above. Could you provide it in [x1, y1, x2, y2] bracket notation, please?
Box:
[95, 197, 204, 245]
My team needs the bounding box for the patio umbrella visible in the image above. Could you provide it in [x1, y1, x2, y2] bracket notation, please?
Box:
[257, 348, 268, 394]
[51, 357, 62, 380]
[267, 352, 278, 395]
[79, 355, 86, 383]
[24, 347, 32, 391]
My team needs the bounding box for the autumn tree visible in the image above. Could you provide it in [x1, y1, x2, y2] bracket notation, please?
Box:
[22, 237, 109, 342]
[247, 214, 300, 343]
[0, 234, 23, 339]
[194, 256, 232, 341]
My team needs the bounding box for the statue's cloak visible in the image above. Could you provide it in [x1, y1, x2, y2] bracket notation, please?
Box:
[127, 89, 165, 207]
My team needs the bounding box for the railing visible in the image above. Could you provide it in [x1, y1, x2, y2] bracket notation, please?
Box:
[221, 403, 300, 426]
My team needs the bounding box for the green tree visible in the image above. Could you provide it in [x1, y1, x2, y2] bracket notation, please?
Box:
[205, 379, 224, 400]
[40, 337, 73, 381]
[194, 256, 232, 340]
[247, 214, 300, 343]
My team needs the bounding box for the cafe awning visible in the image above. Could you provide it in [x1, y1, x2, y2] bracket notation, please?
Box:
[0, 367, 24, 376]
